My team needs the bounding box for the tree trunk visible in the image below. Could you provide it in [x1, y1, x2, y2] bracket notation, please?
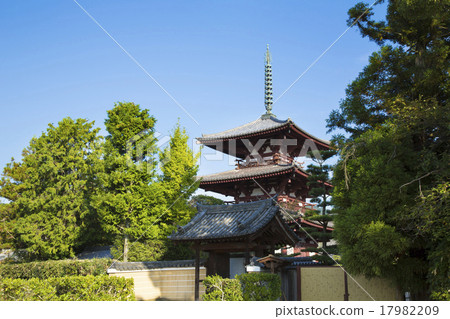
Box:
[123, 232, 129, 262]
[123, 219, 130, 262]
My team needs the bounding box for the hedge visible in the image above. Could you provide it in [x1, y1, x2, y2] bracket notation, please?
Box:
[0, 275, 135, 301]
[0, 258, 111, 280]
[202, 272, 281, 301]
[236, 272, 281, 301]
[202, 275, 243, 301]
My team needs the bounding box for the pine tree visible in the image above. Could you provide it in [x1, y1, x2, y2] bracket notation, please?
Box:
[189, 195, 224, 207]
[328, 0, 449, 299]
[301, 150, 337, 265]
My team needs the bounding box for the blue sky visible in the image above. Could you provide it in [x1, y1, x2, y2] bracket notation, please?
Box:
[0, 1, 384, 191]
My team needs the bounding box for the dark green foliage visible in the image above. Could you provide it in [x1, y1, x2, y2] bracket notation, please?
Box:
[328, 0, 449, 300]
[328, 0, 449, 138]
[0, 275, 135, 301]
[416, 182, 450, 301]
[0, 258, 111, 280]
[104, 102, 156, 156]
[94, 102, 160, 262]
[0, 118, 104, 260]
[0, 203, 13, 249]
[0, 101, 200, 263]
[302, 150, 337, 264]
[333, 124, 427, 294]
[110, 239, 194, 262]
[189, 195, 224, 206]
[202, 275, 243, 301]
[236, 272, 281, 301]
[95, 105, 199, 262]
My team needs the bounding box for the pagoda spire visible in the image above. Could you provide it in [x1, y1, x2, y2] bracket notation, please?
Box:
[263, 44, 274, 119]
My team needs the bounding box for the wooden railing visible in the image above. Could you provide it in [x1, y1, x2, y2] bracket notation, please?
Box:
[277, 195, 316, 215]
[235, 153, 303, 169]
[223, 196, 316, 215]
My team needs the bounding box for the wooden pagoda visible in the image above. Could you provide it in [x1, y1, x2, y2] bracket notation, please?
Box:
[170, 45, 331, 300]
[197, 45, 330, 210]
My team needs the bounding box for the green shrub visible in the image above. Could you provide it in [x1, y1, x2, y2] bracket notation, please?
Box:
[431, 289, 450, 301]
[111, 239, 194, 261]
[202, 275, 243, 301]
[236, 272, 281, 301]
[0, 258, 111, 280]
[0, 277, 57, 301]
[0, 275, 135, 301]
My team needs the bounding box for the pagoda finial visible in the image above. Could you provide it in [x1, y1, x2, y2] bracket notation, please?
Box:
[263, 44, 274, 119]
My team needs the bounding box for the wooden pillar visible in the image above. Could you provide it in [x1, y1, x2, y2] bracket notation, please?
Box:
[206, 251, 215, 276]
[270, 238, 276, 255]
[344, 271, 349, 301]
[270, 261, 275, 274]
[296, 266, 302, 301]
[256, 245, 264, 257]
[195, 243, 200, 301]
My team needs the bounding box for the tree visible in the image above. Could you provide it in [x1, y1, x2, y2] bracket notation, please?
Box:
[158, 122, 200, 236]
[0, 118, 103, 259]
[327, 0, 448, 138]
[0, 159, 26, 249]
[95, 104, 200, 262]
[415, 182, 450, 301]
[301, 150, 337, 265]
[189, 194, 225, 207]
[328, 0, 449, 300]
[0, 203, 14, 249]
[332, 123, 426, 293]
[93, 102, 160, 262]
[104, 101, 156, 156]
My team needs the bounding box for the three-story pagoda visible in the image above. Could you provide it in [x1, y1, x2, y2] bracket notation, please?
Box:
[170, 46, 332, 300]
[197, 45, 330, 212]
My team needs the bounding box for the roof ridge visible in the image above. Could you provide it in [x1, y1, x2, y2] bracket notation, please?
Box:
[198, 116, 289, 141]
[169, 197, 284, 241]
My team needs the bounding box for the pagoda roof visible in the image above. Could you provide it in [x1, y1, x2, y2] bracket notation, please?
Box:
[197, 115, 330, 147]
[169, 198, 299, 245]
[198, 163, 307, 184]
[289, 218, 334, 232]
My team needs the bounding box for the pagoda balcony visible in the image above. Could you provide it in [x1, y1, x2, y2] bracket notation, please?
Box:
[277, 195, 316, 216]
[224, 195, 316, 216]
[235, 153, 303, 169]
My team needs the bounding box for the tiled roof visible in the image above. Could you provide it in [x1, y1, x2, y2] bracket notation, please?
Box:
[197, 115, 330, 146]
[169, 198, 292, 241]
[107, 259, 205, 273]
[77, 246, 113, 260]
[198, 163, 306, 184]
[280, 256, 318, 266]
[198, 116, 289, 141]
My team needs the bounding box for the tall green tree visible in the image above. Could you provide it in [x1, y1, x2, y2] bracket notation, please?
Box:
[328, 0, 449, 300]
[301, 150, 337, 264]
[159, 122, 200, 236]
[0, 118, 103, 259]
[0, 203, 14, 249]
[327, 0, 448, 138]
[99, 110, 200, 262]
[93, 102, 161, 262]
[0, 159, 26, 249]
